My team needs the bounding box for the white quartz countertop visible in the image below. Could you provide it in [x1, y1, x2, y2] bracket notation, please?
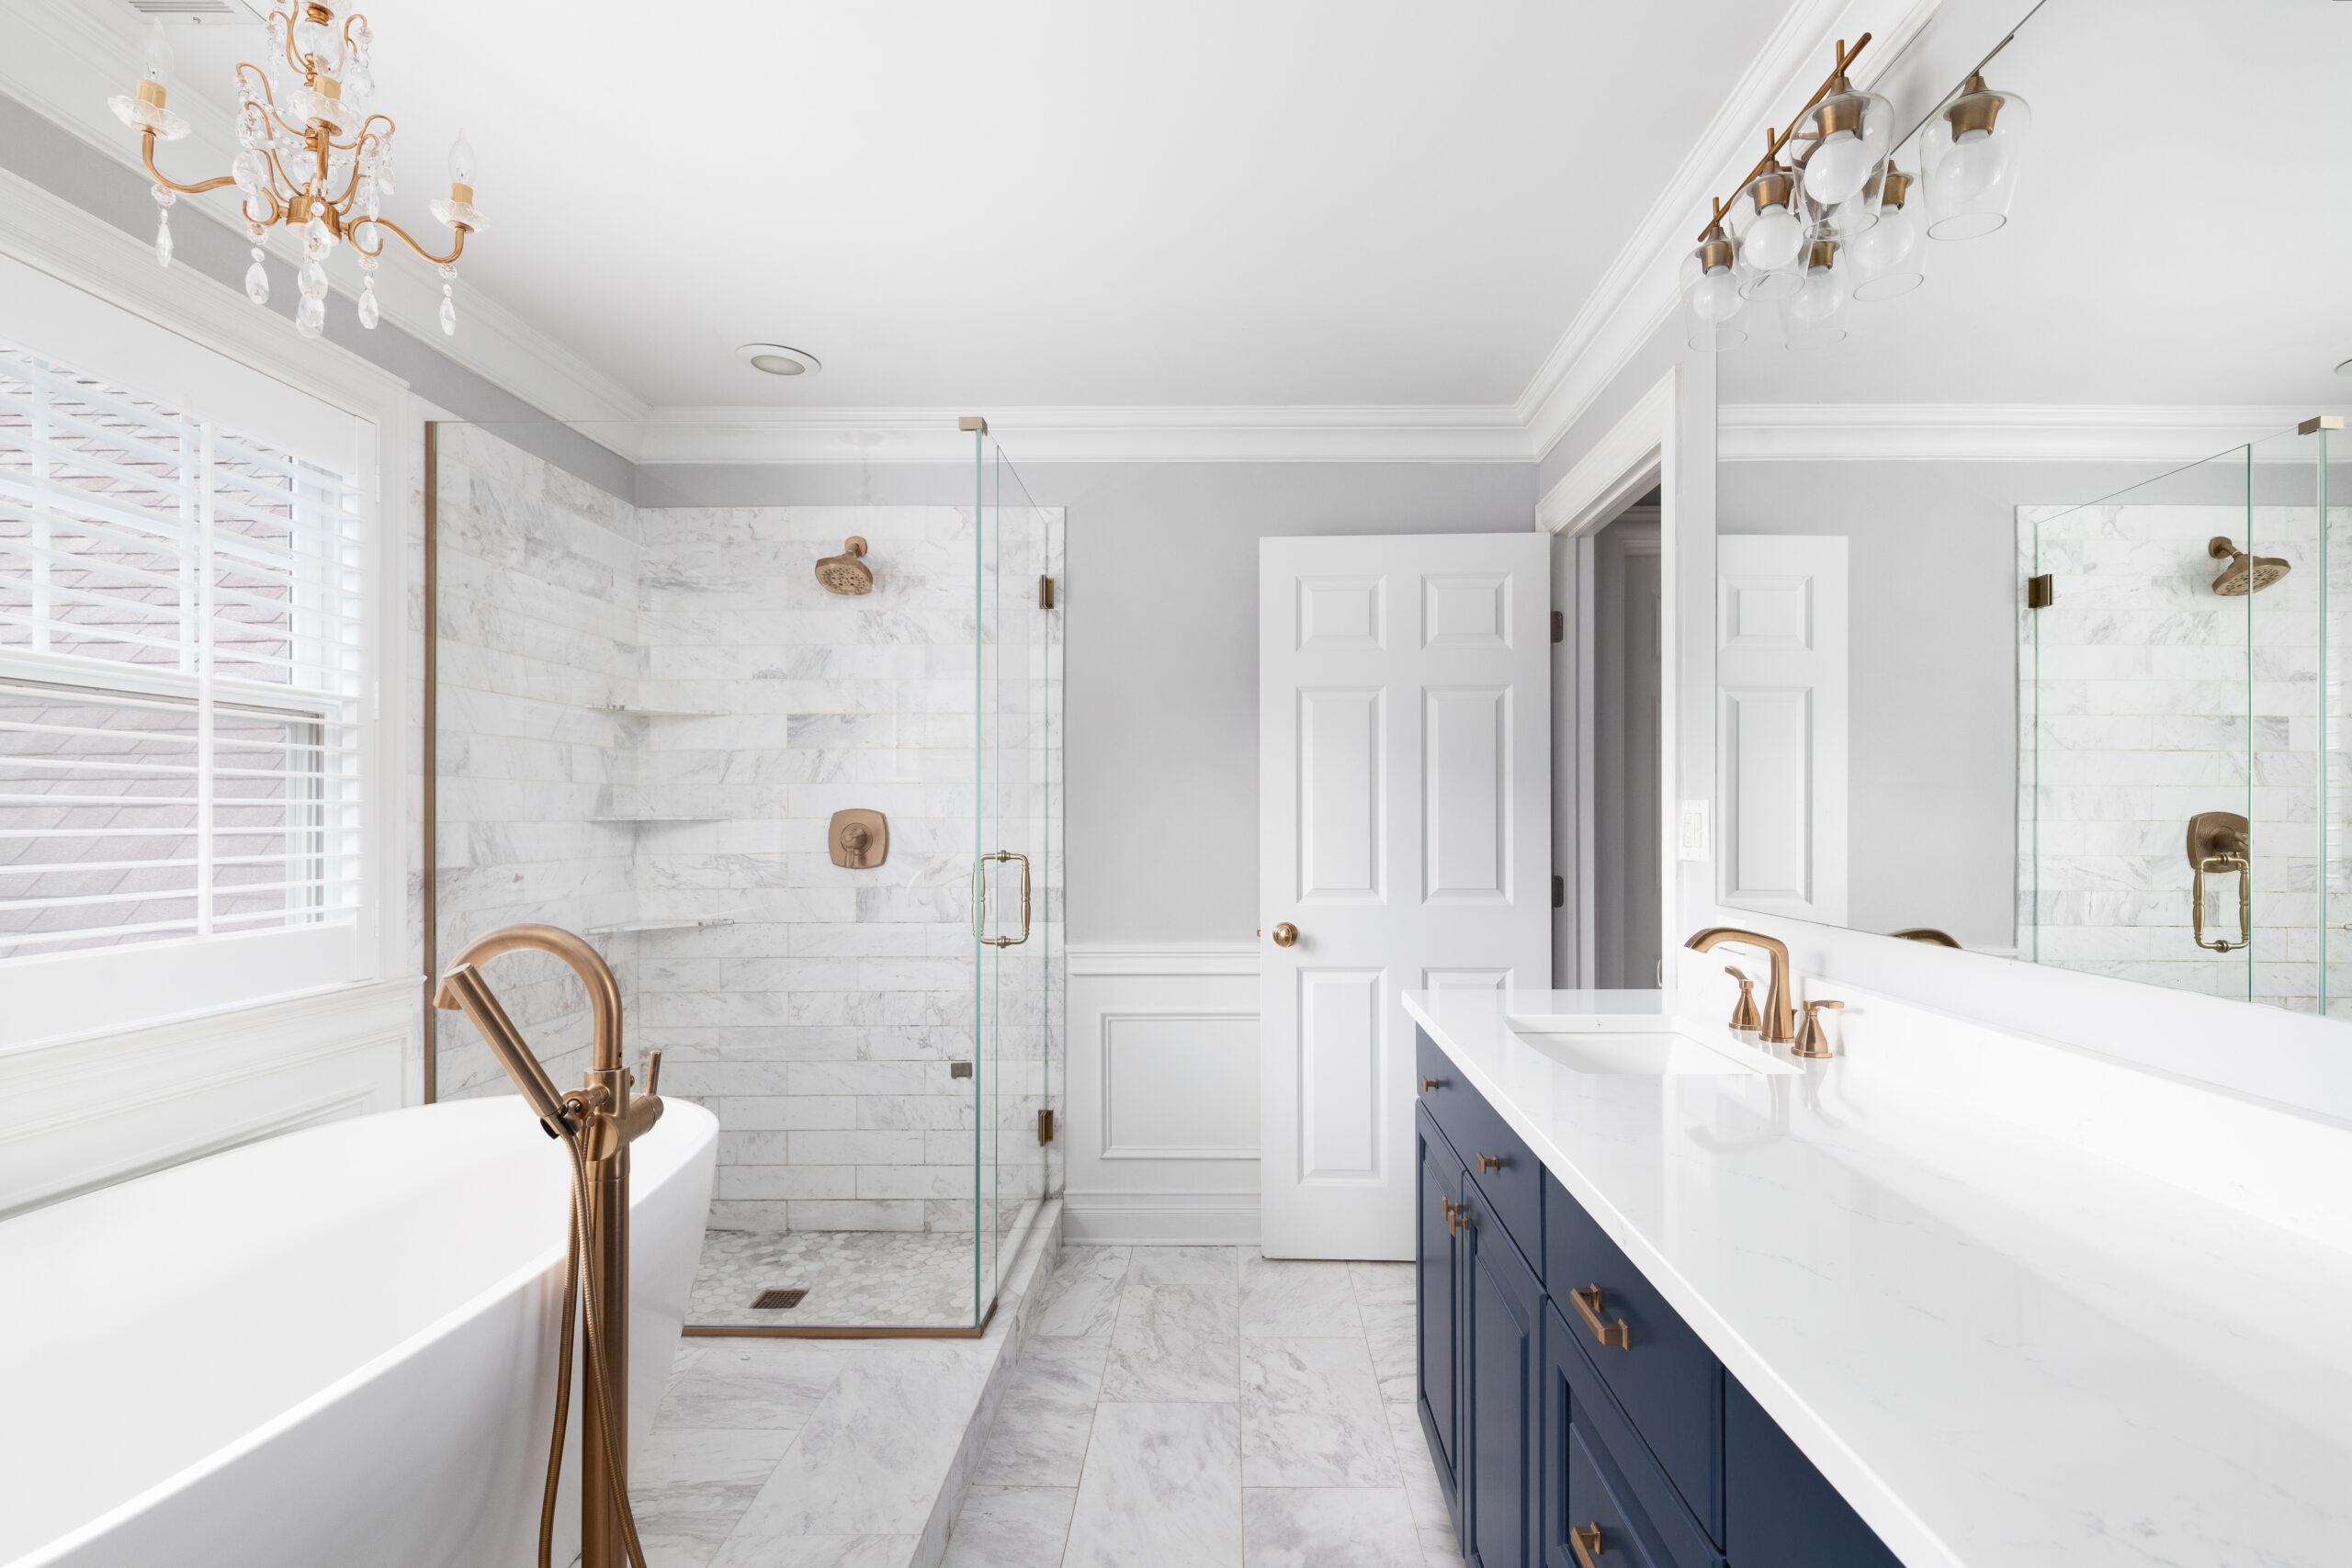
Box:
[1402, 987, 2352, 1568]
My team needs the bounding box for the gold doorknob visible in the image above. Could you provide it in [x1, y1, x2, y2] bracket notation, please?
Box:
[1271, 922, 1299, 947]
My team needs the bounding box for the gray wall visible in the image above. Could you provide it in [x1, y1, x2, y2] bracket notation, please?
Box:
[639, 461, 1540, 944]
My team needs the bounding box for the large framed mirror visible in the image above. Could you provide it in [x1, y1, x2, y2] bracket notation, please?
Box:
[1708, 0, 2352, 1016]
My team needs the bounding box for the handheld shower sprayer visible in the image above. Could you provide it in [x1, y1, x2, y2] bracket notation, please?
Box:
[435, 923, 664, 1568]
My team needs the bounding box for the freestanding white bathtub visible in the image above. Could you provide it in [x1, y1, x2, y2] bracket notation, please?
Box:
[0, 1096, 718, 1568]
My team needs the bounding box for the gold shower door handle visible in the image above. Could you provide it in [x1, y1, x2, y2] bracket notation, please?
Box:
[2187, 810, 2252, 953]
[974, 851, 1032, 947]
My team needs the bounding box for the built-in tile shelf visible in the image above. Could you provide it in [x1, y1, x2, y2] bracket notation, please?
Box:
[600, 705, 726, 718]
[584, 918, 738, 937]
[585, 815, 725, 825]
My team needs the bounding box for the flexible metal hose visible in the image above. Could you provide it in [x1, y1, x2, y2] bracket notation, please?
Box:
[536, 1111, 650, 1568]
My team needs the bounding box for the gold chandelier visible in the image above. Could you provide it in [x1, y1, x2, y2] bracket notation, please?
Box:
[108, 6, 483, 341]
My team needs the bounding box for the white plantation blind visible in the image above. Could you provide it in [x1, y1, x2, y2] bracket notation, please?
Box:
[0, 344, 364, 959]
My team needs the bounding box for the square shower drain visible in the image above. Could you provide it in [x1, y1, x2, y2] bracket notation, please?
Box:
[752, 1288, 808, 1310]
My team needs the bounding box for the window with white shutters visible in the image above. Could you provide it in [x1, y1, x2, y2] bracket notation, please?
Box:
[0, 344, 363, 960]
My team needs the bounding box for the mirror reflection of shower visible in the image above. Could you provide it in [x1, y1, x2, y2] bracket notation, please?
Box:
[2207, 536, 2290, 595]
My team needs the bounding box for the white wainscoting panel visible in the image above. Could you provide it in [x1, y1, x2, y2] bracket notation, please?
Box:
[1066, 944, 1261, 1244]
[0, 978, 417, 1219]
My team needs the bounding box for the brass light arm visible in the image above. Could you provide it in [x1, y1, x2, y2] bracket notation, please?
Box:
[355, 213, 469, 266]
[1694, 32, 1872, 241]
[139, 130, 240, 196]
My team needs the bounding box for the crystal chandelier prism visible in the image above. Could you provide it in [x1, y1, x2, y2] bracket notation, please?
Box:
[109, 6, 483, 342]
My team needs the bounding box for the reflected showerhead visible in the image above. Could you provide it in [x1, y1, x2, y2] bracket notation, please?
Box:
[815, 536, 873, 595]
[2208, 536, 2290, 596]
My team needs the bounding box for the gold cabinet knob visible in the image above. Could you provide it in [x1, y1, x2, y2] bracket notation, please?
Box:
[1271, 922, 1299, 947]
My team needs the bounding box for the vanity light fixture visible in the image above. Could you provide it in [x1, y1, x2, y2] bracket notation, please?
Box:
[737, 343, 823, 378]
[1781, 238, 1850, 348]
[1679, 202, 1748, 352]
[1728, 137, 1809, 300]
[109, 8, 482, 340]
[1847, 166, 1925, 299]
[1920, 69, 2032, 239]
[1792, 66, 1894, 209]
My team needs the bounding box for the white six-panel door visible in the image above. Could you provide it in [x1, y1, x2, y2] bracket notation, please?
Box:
[1714, 535, 1849, 926]
[1259, 533, 1551, 1259]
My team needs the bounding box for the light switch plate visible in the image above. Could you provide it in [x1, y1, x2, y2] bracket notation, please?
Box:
[1678, 800, 1710, 862]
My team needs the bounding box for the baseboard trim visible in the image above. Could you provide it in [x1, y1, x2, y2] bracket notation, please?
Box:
[1064, 1191, 1261, 1246]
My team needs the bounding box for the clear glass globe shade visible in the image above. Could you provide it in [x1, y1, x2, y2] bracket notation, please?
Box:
[1805, 130, 1875, 206]
[1937, 130, 2008, 205]
[1787, 270, 1842, 324]
[1745, 206, 1804, 271]
[1688, 266, 1742, 323]
[1847, 206, 1917, 273]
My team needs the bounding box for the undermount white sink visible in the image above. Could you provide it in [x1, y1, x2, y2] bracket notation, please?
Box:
[1510, 1026, 1792, 1077]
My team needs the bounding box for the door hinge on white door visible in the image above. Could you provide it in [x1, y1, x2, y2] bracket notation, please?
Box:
[1553, 874, 1564, 908]
[1551, 610, 1564, 643]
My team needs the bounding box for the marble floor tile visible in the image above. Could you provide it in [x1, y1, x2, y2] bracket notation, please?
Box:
[1126, 1245, 1241, 1289]
[1102, 1283, 1240, 1403]
[1239, 1337, 1399, 1488]
[1418, 1523, 1468, 1568]
[1030, 1245, 1130, 1337]
[730, 1341, 994, 1538]
[1385, 1399, 1455, 1545]
[943, 1484, 1077, 1568]
[1360, 1299, 1419, 1404]
[1066, 1402, 1243, 1568]
[1238, 1254, 1363, 1337]
[654, 1340, 849, 1430]
[1242, 1486, 1422, 1568]
[1348, 1259, 1415, 1309]
[632, 1427, 801, 1568]
[972, 1337, 1110, 1487]
[711, 1534, 919, 1568]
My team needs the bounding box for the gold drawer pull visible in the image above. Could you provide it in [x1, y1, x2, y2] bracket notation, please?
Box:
[1571, 1522, 1604, 1567]
[1477, 1153, 1504, 1174]
[1420, 1077, 1445, 1092]
[1442, 1197, 1465, 1236]
[1570, 1285, 1630, 1349]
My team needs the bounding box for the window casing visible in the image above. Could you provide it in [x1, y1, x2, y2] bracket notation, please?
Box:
[0, 346, 364, 963]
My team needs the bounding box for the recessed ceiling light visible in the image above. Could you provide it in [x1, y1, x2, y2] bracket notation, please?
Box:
[737, 343, 820, 378]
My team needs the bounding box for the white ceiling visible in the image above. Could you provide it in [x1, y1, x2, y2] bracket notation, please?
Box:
[1723, 0, 2352, 411]
[168, 0, 1788, 412]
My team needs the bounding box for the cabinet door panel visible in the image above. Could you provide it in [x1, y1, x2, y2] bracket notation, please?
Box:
[1464, 1183, 1542, 1568]
[1724, 1376, 1903, 1568]
[1542, 1303, 1721, 1568]
[1418, 1104, 1464, 1528]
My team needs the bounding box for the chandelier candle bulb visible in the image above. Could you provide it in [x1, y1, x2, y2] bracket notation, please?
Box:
[111, 4, 483, 341]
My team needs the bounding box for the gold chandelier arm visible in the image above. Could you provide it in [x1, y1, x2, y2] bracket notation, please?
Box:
[140, 130, 239, 197]
[243, 186, 287, 229]
[360, 214, 469, 268]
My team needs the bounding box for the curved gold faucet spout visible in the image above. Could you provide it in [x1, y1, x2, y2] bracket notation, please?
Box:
[1684, 926, 1795, 1045]
[435, 921, 626, 1072]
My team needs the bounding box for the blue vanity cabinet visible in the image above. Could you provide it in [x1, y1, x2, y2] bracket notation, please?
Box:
[1724, 1378, 1905, 1568]
[1461, 1173, 1544, 1568]
[1417, 1104, 1466, 1527]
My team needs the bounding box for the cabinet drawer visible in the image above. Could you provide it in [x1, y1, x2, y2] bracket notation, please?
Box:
[1543, 1302, 1720, 1568]
[1544, 1172, 1724, 1543]
[1417, 1029, 1542, 1255]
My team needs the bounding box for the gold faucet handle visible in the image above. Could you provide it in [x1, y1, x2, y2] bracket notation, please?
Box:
[642, 1049, 663, 1100]
[1724, 966, 1762, 1034]
[1792, 998, 1844, 1060]
[1724, 965, 1750, 986]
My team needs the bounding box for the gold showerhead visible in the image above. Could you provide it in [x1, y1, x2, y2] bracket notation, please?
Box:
[815, 536, 873, 595]
[2208, 536, 2290, 596]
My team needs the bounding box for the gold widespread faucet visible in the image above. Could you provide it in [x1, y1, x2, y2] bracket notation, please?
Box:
[435, 922, 663, 1568]
[1685, 927, 1795, 1044]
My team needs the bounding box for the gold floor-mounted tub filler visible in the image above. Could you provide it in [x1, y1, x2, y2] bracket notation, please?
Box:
[435, 923, 664, 1568]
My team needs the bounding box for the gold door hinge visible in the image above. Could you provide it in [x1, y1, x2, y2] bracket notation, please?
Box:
[1037, 1108, 1055, 1145]
[2027, 573, 2054, 609]
[1039, 575, 1056, 609]
[2298, 414, 2344, 435]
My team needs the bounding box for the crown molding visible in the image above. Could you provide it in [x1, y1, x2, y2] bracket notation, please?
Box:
[639, 403, 1534, 466]
[1512, 0, 1945, 464]
[0, 0, 651, 450]
[1717, 403, 2326, 463]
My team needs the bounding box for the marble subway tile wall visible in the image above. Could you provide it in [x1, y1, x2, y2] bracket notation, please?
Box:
[432, 423, 646, 1097]
[2019, 502, 2329, 1008]
[629, 504, 1063, 1236]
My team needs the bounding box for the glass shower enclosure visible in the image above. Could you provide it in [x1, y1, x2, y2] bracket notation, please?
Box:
[2021, 416, 2340, 1014]
[428, 418, 1060, 1332]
